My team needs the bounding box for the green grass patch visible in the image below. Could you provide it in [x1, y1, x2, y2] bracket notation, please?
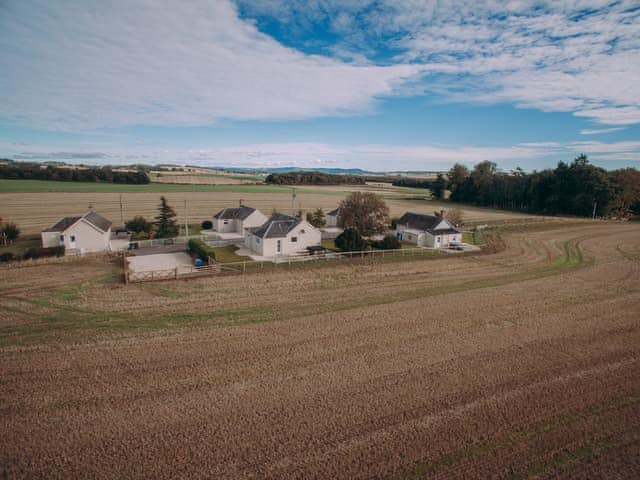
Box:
[463, 230, 484, 245]
[210, 244, 251, 263]
[0, 179, 293, 193]
[0, 234, 40, 257]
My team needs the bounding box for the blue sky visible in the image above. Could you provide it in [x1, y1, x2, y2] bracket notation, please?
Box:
[1, 0, 639, 171]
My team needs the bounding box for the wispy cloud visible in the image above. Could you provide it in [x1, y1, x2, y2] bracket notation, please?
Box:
[0, 0, 422, 131]
[580, 127, 625, 135]
[240, 0, 640, 126]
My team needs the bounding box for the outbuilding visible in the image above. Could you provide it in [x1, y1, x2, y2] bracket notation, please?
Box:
[41, 211, 113, 254]
[395, 212, 462, 248]
[212, 205, 268, 235]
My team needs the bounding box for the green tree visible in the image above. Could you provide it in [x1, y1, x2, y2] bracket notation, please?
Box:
[335, 227, 368, 252]
[338, 192, 389, 236]
[154, 196, 179, 238]
[308, 208, 326, 228]
[1, 222, 19, 243]
[371, 234, 401, 250]
[125, 216, 153, 235]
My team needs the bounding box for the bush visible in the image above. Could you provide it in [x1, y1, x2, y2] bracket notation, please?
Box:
[0, 252, 15, 262]
[2, 222, 20, 242]
[371, 235, 401, 250]
[201, 220, 213, 230]
[23, 246, 65, 260]
[188, 238, 216, 262]
[335, 227, 368, 252]
[125, 216, 152, 235]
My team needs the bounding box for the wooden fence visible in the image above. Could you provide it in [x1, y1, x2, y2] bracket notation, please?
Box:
[123, 257, 220, 283]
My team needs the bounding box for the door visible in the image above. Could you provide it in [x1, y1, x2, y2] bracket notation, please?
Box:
[69, 235, 77, 249]
[276, 239, 282, 254]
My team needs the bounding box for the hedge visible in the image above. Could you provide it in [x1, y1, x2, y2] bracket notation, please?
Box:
[188, 238, 216, 262]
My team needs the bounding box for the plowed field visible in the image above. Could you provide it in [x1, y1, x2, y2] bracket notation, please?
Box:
[1, 222, 639, 478]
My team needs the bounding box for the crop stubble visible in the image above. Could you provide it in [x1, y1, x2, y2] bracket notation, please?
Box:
[0, 222, 639, 478]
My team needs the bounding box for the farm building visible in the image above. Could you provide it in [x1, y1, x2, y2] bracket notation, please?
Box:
[244, 213, 321, 257]
[212, 205, 268, 234]
[325, 207, 342, 227]
[41, 211, 118, 254]
[395, 212, 462, 248]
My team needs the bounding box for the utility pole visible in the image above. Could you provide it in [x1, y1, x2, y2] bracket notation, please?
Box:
[184, 197, 189, 237]
[592, 201, 597, 220]
[291, 188, 296, 214]
[119, 194, 124, 226]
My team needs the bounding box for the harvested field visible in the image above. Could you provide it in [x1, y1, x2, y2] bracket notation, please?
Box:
[1, 221, 639, 478]
[1, 183, 542, 234]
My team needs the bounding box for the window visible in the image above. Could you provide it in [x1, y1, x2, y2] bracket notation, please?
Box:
[300, 229, 305, 234]
[291, 236, 298, 243]
[223, 220, 229, 225]
[256, 238, 260, 243]
[59, 235, 64, 241]
[70, 235, 76, 242]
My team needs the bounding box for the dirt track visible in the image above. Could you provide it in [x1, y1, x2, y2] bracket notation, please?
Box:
[1, 222, 639, 478]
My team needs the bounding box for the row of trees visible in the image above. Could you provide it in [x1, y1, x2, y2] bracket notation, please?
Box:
[0, 162, 150, 184]
[265, 172, 366, 185]
[447, 156, 640, 217]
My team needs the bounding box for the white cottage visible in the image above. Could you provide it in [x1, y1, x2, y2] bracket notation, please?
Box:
[41, 211, 114, 254]
[212, 205, 268, 235]
[395, 212, 462, 248]
[244, 213, 321, 257]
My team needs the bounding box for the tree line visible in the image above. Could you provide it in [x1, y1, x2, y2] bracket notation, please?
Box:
[265, 172, 366, 185]
[0, 162, 150, 184]
[397, 156, 640, 218]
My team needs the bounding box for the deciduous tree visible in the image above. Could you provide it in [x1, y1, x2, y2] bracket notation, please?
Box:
[338, 192, 389, 236]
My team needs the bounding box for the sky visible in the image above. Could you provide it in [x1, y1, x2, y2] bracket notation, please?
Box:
[0, 0, 639, 172]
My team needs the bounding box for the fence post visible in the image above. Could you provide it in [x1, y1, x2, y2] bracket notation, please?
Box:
[243, 262, 246, 273]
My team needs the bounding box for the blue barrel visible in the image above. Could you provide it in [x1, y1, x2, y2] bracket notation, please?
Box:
[194, 257, 204, 267]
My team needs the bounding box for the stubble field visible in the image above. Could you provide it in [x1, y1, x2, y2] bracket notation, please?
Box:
[0, 180, 539, 234]
[1, 221, 639, 478]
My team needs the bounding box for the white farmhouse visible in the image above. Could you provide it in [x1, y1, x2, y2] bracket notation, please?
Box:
[395, 212, 462, 248]
[212, 205, 268, 235]
[325, 207, 342, 227]
[244, 213, 321, 257]
[41, 211, 114, 254]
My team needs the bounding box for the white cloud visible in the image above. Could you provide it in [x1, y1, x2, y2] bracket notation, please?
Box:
[0, 0, 422, 130]
[580, 127, 625, 135]
[239, 0, 640, 126]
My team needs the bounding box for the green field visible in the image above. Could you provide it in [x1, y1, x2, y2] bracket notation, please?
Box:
[0, 179, 293, 193]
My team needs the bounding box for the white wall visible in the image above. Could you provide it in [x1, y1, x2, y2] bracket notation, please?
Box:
[213, 218, 237, 233]
[245, 221, 321, 257]
[41, 231, 63, 248]
[65, 220, 110, 253]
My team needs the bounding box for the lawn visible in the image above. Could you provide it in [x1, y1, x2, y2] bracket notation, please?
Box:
[0, 179, 293, 193]
[0, 234, 40, 257]
[211, 245, 252, 263]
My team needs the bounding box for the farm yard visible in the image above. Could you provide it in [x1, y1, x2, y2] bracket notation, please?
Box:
[0, 180, 544, 234]
[1, 221, 639, 478]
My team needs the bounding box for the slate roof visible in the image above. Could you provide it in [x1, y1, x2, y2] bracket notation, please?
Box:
[248, 213, 301, 239]
[213, 205, 256, 220]
[83, 211, 112, 232]
[327, 207, 342, 217]
[43, 216, 82, 232]
[43, 211, 112, 233]
[397, 212, 459, 233]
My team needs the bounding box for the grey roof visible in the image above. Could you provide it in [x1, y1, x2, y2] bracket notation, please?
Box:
[397, 212, 459, 233]
[327, 207, 341, 216]
[213, 205, 256, 220]
[43, 216, 82, 232]
[83, 211, 112, 232]
[43, 210, 112, 233]
[248, 213, 301, 239]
